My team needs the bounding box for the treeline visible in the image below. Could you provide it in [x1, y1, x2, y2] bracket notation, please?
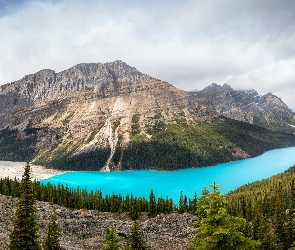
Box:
[119, 141, 234, 170]
[0, 178, 197, 219]
[226, 165, 295, 249]
[0, 128, 39, 161]
[34, 148, 111, 171]
[2, 117, 295, 171]
[118, 117, 295, 171]
[2, 165, 295, 249]
[211, 117, 295, 157]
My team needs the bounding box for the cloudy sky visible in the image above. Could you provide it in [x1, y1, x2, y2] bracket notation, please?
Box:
[1, 0, 295, 110]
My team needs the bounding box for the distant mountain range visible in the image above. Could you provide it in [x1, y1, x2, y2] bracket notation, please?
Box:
[197, 83, 295, 133]
[1, 61, 295, 171]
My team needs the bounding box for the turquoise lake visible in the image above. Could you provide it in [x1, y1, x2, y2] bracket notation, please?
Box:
[41, 147, 295, 202]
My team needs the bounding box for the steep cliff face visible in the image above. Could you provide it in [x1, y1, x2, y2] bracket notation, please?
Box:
[1, 62, 295, 171]
[198, 83, 295, 133]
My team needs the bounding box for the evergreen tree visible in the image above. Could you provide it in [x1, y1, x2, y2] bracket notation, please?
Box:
[148, 189, 156, 217]
[9, 162, 41, 250]
[194, 187, 209, 227]
[128, 198, 139, 220]
[274, 195, 288, 249]
[286, 209, 295, 249]
[178, 191, 188, 214]
[43, 207, 65, 250]
[102, 226, 122, 250]
[189, 182, 260, 250]
[124, 221, 150, 250]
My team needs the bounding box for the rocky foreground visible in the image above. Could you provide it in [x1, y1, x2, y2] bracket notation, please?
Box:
[0, 194, 196, 249]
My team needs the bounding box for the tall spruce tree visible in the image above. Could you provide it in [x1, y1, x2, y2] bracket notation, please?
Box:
[9, 162, 41, 250]
[102, 226, 122, 250]
[43, 207, 65, 250]
[148, 189, 156, 217]
[189, 182, 260, 250]
[124, 221, 150, 250]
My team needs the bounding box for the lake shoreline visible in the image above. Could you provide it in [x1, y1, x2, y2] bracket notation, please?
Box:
[39, 147, 295, 202]
[0, 161, 67, 181]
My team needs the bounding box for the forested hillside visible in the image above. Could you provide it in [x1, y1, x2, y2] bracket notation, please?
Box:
[226, 165, 295, 249]
[33, 117, 295, 171]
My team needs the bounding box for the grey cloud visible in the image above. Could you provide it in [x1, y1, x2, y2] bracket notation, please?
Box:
[0, 0, 295, 111]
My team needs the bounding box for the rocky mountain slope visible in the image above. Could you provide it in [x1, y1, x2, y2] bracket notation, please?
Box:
[198, 83, 295, 133]
[0, 194, 195, 250]
[1, 61, 295, 171]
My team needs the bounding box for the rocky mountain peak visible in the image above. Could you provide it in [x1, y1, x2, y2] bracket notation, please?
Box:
[199, 83, 295, 133]
[104, 60, 154, 84]
[0, 61, 158, 111]
[199, 83, 233, 95]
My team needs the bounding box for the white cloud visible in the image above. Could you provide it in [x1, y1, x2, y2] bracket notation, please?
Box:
[0, 0, 295, 111]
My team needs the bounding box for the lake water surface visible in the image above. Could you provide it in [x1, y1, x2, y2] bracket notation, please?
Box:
[41, 147, 295, 201]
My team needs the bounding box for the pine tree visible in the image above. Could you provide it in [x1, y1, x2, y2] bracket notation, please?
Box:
[189, 181, 261, 250]
[178, 191, 188, 214]
[43, 207, 65, 250]
[9, 162, 41, 250]
[102, 226, 122, 250]
[124, 221, 150, 250]
[194, 187, 209, 227]
[148, 189, 156, 217]
[274, 195, 288, 249]
[128, 198, 139, 220]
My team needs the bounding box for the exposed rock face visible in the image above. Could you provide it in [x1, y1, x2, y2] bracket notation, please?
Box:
[198, 83, 295, 133]
[0, 60, 218, 170]
[0, 61, 154, 107]
[0, 194, 196, 250]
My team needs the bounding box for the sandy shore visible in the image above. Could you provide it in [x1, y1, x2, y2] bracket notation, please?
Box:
[0, 161, 67, 181]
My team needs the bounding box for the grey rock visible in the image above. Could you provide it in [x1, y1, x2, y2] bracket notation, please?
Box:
[198, 83, 295, 133]
[0, 194, 196, 250]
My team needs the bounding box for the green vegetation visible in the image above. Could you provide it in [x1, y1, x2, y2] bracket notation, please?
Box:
[9, 163, 41, 250]
[1, 116, 295, 171]
[120, 117, 295, 171]
[34, 145, 111, 171]
[148, 189, 157, 217]
[226, 165, 295, 249]
[131, 114, 141, 136]
[62, 111, 74, 126]
[43, 208, 65, 250]
[152, 112, 163, 119]
[3, 163, 295, 249]
[0, 178, 174, 218]
[103, 222, 151, 250]
[112, 120, 120, 133]
[86, 125, 103, 143]
[0, 128, 40, 161]
[189, 182, 260, 250]
[125, 221, 151, 250]
[102, 226, 122, 250]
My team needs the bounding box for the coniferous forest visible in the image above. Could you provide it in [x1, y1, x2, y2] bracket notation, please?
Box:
[1, 116, 295, 172]
[30, 117, 295, 171]
[2, 164, 295, 249]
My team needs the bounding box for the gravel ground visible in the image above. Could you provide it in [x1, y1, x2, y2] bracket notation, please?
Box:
[0, 194, 196, 250]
